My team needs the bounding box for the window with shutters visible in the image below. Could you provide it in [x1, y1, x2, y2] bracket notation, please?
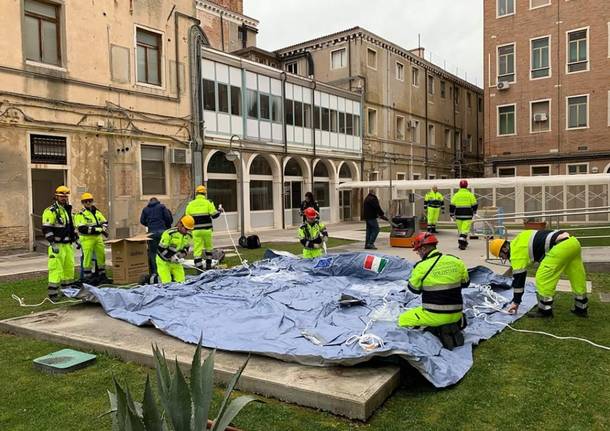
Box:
[24, 0, 61, 66]
[136, 27, 162, 86]
[140, 145, 166, 195]
[567, 28, 589, 73]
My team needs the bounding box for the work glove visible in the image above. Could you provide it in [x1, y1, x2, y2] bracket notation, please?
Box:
[170, 255, 182, 264]
[218, 204, 224, 213]
[50, 244, 59, 254]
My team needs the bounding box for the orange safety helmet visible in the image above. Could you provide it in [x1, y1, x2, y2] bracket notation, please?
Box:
[303, 207, 318, 221]
[413, 232, 438, 251]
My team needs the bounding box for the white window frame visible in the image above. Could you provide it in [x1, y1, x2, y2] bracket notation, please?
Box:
[139, 142, 169, 199]
[497, 42, 516, 84]
[286, 61, 298, 74]
[369, 171, 379, 181]
[496, 0, 515, 18]
[134, 25, 165, 89]
[529, 98, 552, 133]
[566, 162, 589, 175]
[497, 166, 517, 177]
[367, 47, 377, 70]
[412, 67, 420, 87]
[330, 47, 347, 70]
[566, 94, 589, 130]
[367, 108, 377, 136]
[396, 115, 405, 140]
[445, 128, 452, 149]
[530, 164, 551, 176]
[530, 35, 552, 80]
[529, 0, 551, 10]
[395, 61, 404, 81]
[412, 173, 421, 180]
[497, 103, 517, 137]
[566, 26, 590, 74]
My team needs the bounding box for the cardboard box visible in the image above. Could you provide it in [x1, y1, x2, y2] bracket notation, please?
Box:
[106, 234, 150, 284]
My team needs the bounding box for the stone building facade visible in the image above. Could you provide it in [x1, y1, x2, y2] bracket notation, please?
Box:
[274, 27, 485, 185]
[484, 0, 610, 177]
[0, 0, 227, 252]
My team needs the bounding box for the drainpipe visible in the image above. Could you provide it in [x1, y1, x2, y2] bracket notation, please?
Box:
[424, 73, 429, 178]
[220, 11, 225, 52]
[280, 71, 287, 229]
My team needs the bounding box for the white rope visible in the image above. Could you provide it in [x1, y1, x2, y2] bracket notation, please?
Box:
[11, 294, 80, 307]
[220, 208, 251, 275]
[346, 291, 396, 352]
[469, 285, 610, 351]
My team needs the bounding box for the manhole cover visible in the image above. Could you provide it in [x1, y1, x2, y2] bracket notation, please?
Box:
[33, 349, 96, 374]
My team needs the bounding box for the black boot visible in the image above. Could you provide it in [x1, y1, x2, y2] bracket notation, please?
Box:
[526, 307, 554, 318]
[571, 307, 588, 317]
[205, 259, 212, 270]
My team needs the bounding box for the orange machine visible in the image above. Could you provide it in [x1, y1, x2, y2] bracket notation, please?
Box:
[389, 216, 418, 248]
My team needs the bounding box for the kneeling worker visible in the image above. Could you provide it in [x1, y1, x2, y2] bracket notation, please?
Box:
[74, 192, 109, 284]
[298, 207, 328, 259]
[398, 232, 470, 349]
[156, 215, 194, 284]
[489, 230, 588, 317]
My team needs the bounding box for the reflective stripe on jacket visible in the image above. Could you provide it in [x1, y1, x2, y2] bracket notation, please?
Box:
[450, 189, 478, 219]
[185, 195, 219, 230]
[297, 222, 328, 249]
[407, 249, 469, 314]
[157, 228, 193, 261]
[424, 191, 444, 209]
[74, 207, 107, 236]
[42, 203, 76, 244]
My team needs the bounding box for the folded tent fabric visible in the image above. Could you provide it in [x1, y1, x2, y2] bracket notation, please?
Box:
[64, 252, 537, 388]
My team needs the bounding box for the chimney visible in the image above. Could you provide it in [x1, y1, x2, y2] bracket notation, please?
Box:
[409, 47, 425, 58]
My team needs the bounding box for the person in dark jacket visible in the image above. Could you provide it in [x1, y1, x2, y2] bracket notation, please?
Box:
[140, 197, 173, 275]
[299, 192, 320, 223]
[363, 190, 388, 250]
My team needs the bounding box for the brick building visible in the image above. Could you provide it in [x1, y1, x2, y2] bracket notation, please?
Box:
[484, 0, 610, 177]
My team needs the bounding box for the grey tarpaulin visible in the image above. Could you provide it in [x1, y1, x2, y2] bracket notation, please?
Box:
[64, 251, 537, 388]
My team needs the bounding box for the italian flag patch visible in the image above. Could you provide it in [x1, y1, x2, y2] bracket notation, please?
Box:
[363, 255, 388, 274]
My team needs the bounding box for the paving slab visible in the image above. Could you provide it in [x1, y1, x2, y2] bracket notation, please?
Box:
[0, 305, 400, 420]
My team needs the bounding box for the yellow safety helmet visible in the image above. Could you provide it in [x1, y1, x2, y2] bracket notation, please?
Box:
[180, 215, 195, 230]
[80, 192, 94, 201]
[55, 185, 70, 196]
[489, 238, 507, 257]
[195, 185, 207, 194]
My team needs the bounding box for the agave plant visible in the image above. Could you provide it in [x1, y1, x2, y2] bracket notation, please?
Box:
[106, 341, 260, 430]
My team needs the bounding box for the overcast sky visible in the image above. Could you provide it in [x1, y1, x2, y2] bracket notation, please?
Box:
[244, 0, 484, 87]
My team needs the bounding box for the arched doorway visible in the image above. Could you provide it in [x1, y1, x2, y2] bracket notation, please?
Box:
[249, 155, 274, 228]
[205, 151, 238, 230]
[339, 163, 353, 220]
[284, 158, 304, 226]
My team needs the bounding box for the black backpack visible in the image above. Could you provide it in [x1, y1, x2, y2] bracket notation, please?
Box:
[239, 235, 261, 249]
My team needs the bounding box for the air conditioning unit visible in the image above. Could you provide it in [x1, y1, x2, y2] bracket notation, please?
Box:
[497, 81, 510, 90]
[533, 113, 548, 122]
[171, 148, 192, 164]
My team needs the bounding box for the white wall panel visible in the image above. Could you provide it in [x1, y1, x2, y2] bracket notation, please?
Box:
[218, 113, 230, 133]
[260, 121, 271, 140]
[295, 126, 303, 143]
[246, 71, 257, 89]
[202, 60, 215, 80]
[229, 67, 241, 86]
[231, 116, 243, 136]
[204, 111, 217, 131]
[247, 119, 259, 138]
[272, 123, 283, 142]
[258, 75, 270, 93]
[216, 63, 229, 83]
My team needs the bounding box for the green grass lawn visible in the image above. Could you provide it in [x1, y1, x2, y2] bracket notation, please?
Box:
[1, 244, 610, 429]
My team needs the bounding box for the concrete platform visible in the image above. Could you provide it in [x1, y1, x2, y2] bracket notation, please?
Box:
[0, 305, 400, 420]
